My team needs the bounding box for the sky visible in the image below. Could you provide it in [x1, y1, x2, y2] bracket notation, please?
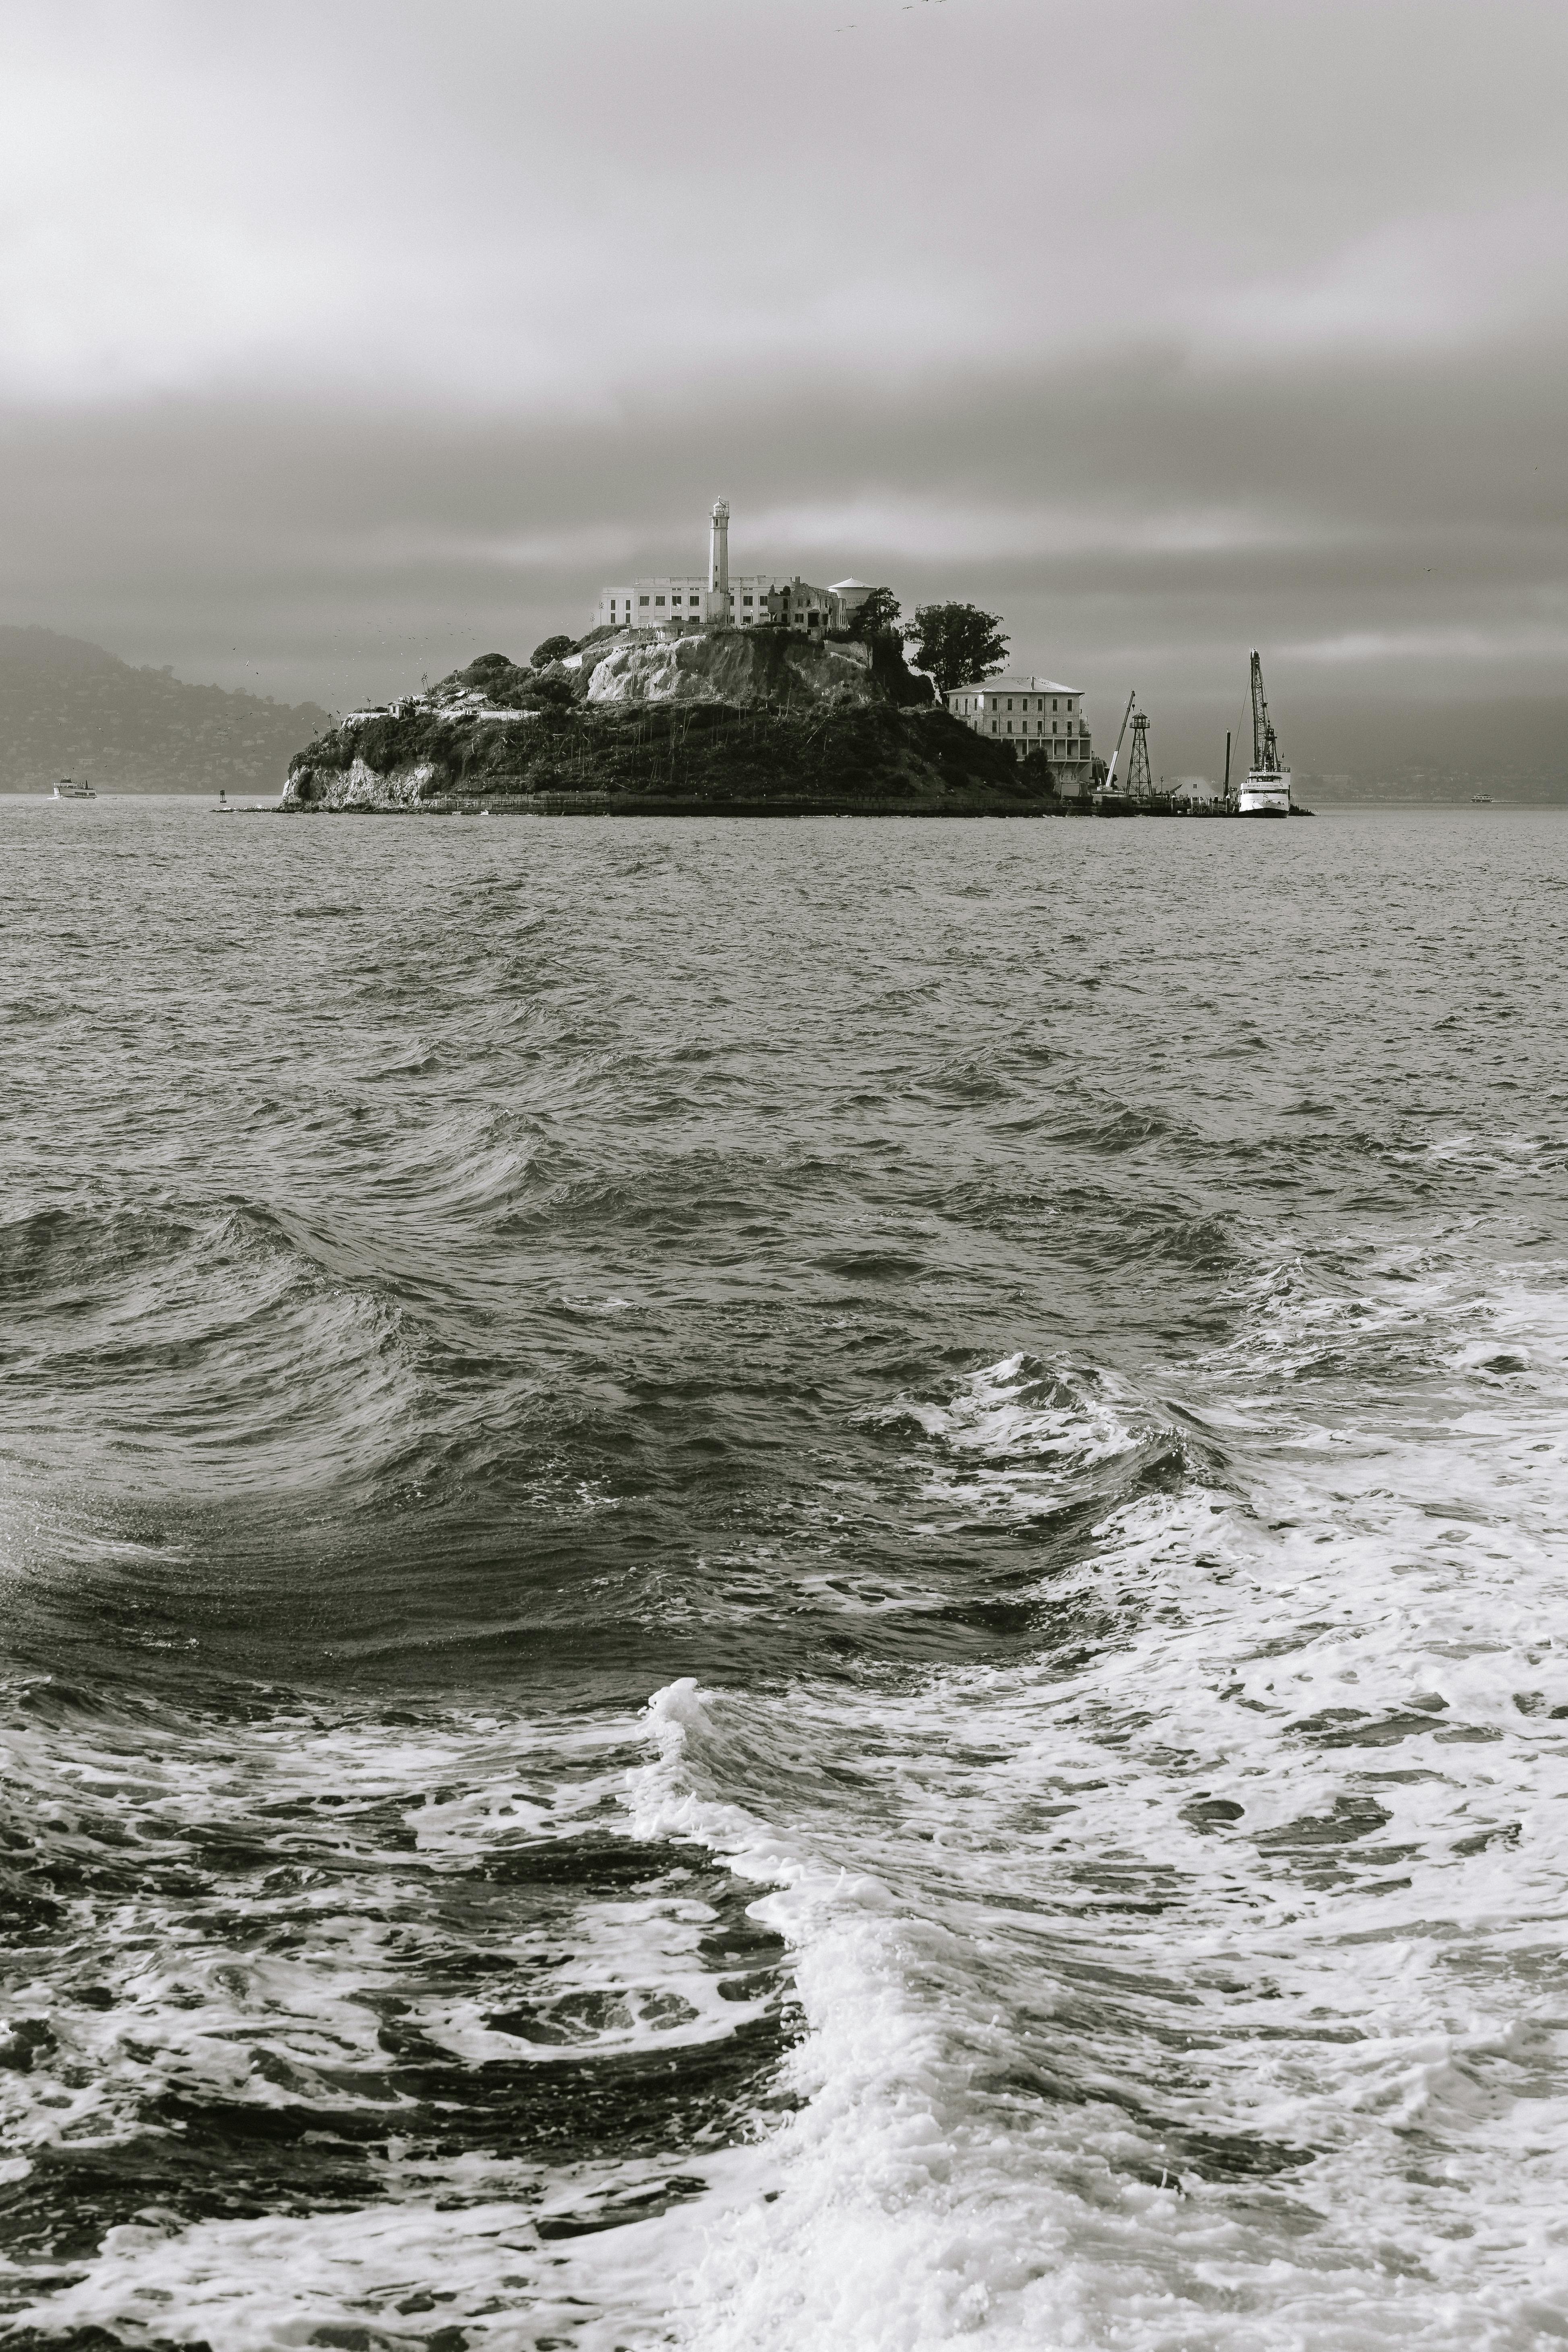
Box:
[2, 0, 1566, 772]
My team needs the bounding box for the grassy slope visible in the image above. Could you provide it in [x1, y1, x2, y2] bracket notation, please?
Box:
[287, 637, 1053, 811]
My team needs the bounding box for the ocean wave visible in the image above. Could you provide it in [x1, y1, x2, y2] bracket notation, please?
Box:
[0, 1198, 431, 1504]
[870, 1351, 1188, 1527]
[8, 799, 1568, 2346]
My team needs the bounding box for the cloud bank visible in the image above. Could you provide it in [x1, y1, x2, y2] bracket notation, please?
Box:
[3, 0, 1564, 772]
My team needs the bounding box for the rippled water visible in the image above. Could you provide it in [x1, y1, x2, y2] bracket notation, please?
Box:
[2, 798, 1566, 2351]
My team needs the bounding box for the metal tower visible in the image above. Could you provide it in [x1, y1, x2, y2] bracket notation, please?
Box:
[1127, 707, 1153, 800]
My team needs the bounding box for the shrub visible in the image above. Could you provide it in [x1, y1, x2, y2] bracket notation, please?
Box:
[531, 634, 577, 668]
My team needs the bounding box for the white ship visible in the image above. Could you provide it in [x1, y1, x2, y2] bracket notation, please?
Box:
[1238, 652, 1290, 818]
[53, 777, 95, 799]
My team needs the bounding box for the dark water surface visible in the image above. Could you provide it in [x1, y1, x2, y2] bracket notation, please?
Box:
[2, 800, 1566, 2350]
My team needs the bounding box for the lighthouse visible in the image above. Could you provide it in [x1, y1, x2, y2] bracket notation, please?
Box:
[591, 500, 849, 635]
[705, 498, 732, 629]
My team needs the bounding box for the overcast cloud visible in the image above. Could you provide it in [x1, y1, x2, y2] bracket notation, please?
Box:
[3, 0, 1565, 769]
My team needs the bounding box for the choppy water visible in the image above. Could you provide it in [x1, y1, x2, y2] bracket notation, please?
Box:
[2, 797, 1566, 2352]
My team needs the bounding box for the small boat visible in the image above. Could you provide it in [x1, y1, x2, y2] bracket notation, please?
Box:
[1239, 653, 1290, 817]
[53, 777, 95, 800]
[1472, 794, 1492, 805]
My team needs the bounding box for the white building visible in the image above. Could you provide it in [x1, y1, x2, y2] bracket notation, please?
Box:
[594, 502, 867, 637]
[946, 675, 1093, 787]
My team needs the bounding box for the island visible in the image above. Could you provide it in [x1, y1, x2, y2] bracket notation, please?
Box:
[279, 625, 1065, 817]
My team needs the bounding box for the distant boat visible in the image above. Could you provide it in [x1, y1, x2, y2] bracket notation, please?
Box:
[1472, 794, 1492, 804]
[1238, 654, 1290, 818]
[53, 777, 95, 799]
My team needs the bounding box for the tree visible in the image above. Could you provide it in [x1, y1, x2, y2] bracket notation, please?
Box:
[531, 634, 577, 668]
[848, 585, 901, 642]
[906, 604, 1008, 697]
[459, 652, 522, 687]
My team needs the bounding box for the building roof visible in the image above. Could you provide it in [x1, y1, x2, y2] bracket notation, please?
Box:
[949, 674, 1079, 695]
[828, 577, 871, 592]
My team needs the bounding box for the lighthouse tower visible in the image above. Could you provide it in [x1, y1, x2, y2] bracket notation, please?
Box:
[705, 498, 732, 628]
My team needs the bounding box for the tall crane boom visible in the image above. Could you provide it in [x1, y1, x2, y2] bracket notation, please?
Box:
[1103, 690, 1137, 792]
[1249, 649, 1280, 772]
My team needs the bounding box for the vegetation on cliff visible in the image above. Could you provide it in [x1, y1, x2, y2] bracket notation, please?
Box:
[282, 625, 1057, 813]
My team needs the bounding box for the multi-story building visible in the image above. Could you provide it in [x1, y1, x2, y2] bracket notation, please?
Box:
[594, 501, 868, 637]
[594, 573, 854, 634]
[946, 675, 1093, 788]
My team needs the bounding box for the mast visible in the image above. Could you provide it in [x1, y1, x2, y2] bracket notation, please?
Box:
[1223, 728, 1232, 800]
[1249, 649, 1279, 772]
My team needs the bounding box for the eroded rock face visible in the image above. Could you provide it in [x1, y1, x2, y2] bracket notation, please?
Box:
[585, 629, 876, 710]
[284, 755, 439, 810]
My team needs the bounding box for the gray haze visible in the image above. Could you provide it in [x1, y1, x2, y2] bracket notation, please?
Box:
[4, 0, 1566, 776]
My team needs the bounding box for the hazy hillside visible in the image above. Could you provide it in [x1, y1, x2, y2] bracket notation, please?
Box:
[0, 627, 330, 795]
[1138, 692, 1568, 804]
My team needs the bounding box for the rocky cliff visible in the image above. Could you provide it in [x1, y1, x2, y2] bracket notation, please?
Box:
[279, 626, 1056, 815]
[581, 628, 879, 709]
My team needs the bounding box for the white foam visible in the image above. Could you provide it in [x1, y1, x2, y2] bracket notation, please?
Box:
[870, 1352, 1153, 1520]
[0, 1695, 790, 2348]
[618, 1267, 1568, 2348]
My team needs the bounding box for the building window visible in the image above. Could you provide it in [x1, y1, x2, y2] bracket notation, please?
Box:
[639, 595, 649, 606]
[1006, 721, 1013, 733]
[991, 722, 998, 734]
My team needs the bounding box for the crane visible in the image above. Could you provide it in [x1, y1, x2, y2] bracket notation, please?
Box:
[1250, 650, 1280, 773]
[1101, 690, 1137, 795]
